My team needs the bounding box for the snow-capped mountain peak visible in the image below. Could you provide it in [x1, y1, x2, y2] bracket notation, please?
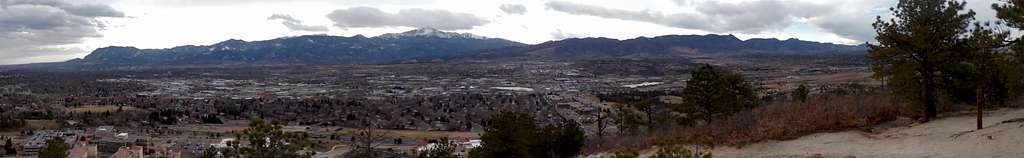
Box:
[375, 28, 486, 39]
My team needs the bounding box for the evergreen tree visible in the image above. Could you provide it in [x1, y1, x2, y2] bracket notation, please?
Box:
[793, 84, 810, 103]
[224, 119, 313, 158]
[678, 64, 759, 123]
[4, 138, 15, 155]
[538, 121, 585, 158]
[988, 0, 1024, 105]
[613, 103, 643, 135]
[470, 112, 585, 158]
[869, 0, 976, 122]
[945, 22, 1021, 106]
[470, 112, 537, 158]
[38, 137, 69, 158]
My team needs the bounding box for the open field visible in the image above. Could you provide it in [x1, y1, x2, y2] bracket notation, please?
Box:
[169, 120, 480, 139]
[66, 105, 140, 113]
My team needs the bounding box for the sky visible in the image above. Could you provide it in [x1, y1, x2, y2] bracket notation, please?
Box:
[0, 0, 1006, 64]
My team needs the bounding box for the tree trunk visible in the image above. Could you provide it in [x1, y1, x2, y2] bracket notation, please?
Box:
[977, 88, 984, 130]
[922, 68, 937, 122]
[645, 105, 654, 130]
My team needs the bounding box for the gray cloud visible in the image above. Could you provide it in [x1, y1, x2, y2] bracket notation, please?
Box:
[268, 14, 328, 32]
[810, 13, 876, 43]
[499, 4, 527, 14]
[671, 0, 694, 6]
[805, 0, 1001, 43]
[546, 0, 833, 34]
[326, 7, 489, 30]
[0, 0, 124, 64]
[131, 0, 434, 7]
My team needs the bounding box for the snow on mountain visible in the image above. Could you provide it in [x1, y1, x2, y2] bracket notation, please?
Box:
[375, 28, 486, 39]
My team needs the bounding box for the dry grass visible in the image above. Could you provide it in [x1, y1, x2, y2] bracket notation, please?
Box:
[66, 105, 139, 113]
[706, 95, 903, 146]
[586, 94, 906, 153]
[25, 119, 59, 129]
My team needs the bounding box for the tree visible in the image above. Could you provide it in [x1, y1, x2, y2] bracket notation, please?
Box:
[470, 112, 537, 158]
[224, 119, 313, 158]
[418, 137, 457, 158]
[201, 147, 219, 158]
[349, 124, 390, 158]
[38, 137, 69, 158]
[632, 98, 668, 130]
[793, 84, 810, 103]
[678, 64, 759, 123]
[613, 103, 643, 135]
[944, 22, 1021, 107]
[4, 138, 16, 155]
[869, 0, 976, 122]
[537, 121, 586, 158]
[470, 112, 585, 158]
[988, 0, 1024, 105]
[594, 108, 611, 137]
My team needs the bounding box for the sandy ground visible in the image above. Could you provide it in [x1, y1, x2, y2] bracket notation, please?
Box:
[713, 108, 1024, 158]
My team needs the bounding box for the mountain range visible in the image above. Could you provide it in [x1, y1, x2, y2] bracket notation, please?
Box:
[68, 28, 866, 67]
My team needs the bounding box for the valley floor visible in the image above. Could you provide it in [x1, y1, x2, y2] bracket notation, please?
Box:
[713, 107, 1024, 158]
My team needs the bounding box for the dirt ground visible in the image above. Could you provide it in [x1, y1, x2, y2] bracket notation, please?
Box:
[713, 108, 1024, 158]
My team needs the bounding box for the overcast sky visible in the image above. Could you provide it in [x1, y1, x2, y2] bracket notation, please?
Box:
[0, 0, 1005, 64]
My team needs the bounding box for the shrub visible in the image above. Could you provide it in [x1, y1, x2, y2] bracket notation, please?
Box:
[652, 134, 713, 158]
[586, 94, 905, 152]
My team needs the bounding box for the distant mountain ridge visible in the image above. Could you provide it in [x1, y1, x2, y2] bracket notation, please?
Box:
[71, 28, 866, 67]
[76, 28, 524, 66]
[463, 34, 866, 60]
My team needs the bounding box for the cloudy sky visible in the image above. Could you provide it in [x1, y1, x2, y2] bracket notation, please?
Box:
[0, 0, 1005, 64]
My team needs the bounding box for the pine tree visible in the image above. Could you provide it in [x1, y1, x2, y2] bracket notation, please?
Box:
[793, 84, 810, 103]
[223, 119, 313, 158]
[869, 0, 976, 122]
[945, 22, 1021, 106]
[470, 112, 537, 158]
[469, 112, 585, 158]
[678, 64, 759, 123]
[4, 138, 15, 155]
[38, 137, 69, 158]
[987, 0, 1024, 106]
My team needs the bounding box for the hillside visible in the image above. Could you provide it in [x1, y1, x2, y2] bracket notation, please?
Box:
[462, 35, 866, 61]
[64, 29, 866, 68]
[73, 28, 525, 66]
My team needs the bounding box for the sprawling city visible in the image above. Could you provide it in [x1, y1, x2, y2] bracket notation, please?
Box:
[1, 0, 1023, 158]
